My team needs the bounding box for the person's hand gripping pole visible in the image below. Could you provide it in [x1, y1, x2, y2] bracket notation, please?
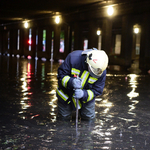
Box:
[72, 74, 82, 126]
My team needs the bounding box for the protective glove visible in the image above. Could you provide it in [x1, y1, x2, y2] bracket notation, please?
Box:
[72, 78, 82, 89]
[74, 89, 84, 99]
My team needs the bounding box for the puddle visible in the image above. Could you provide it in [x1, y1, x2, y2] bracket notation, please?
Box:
[0, 56, 150, 149]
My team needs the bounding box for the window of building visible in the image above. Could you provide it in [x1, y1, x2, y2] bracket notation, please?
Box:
[71, 31, 74, 51]
[17, 29, 20, 50]
[36, 30, 38, 46]
[98, 35, 102, 50]
[8, 31, 10, 49]
[83, 39, 88, 50]
[51, 31, 54, 60]
[59, 30, 64, 53]
[29, 29, 32, 51]
[35, 30, 38, 58]
[135, 34, 140, 55]
[115, 34, 121, 54]
[42, 30, 46, 52]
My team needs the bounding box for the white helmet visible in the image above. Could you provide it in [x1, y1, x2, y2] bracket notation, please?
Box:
[86, 50, 108, 78]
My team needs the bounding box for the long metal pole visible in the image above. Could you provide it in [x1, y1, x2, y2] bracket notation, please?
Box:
[76, 98, 78, 128]
[73, 74, 80, 129]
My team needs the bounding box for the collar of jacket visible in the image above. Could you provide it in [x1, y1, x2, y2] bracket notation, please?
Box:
[81, 55, 88, 71]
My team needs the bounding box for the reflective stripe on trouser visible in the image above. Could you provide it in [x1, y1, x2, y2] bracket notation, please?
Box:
[57, 100, 95, 120]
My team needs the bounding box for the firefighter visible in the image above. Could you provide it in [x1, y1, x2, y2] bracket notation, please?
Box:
[56, 48, 108, 121]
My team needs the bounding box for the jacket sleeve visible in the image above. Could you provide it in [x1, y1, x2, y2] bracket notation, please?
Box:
[57, 54, 74, 89]
[81, 70, 106, 103]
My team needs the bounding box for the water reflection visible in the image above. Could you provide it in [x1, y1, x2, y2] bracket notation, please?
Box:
[94, 95, 114, 149]
[127, 74, 139, 115]
[19, 61, 33, 119]
[47, 61, 58, 122]
[127, 74, 139, 99]
[0, 56, 150, 149]
[95, 99, 113, 114]
[17, 59, 59, 121]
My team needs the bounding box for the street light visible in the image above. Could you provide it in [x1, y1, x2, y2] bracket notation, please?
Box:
[24, 21, 28, 28]
[107, 6, 114, 16]
[133, 24, 141, 56]
[55, 16, 60, 24]
[97, 28, 101, 50]
[134, 28, 139, 34]
[133, 24, 141, 34]
[97, 28, 101, 36]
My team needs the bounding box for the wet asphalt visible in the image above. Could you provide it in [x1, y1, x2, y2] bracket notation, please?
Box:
[0, 56, 150, 150]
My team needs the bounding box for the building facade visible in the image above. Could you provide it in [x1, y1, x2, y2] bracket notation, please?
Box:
[0, 1, 150, 72]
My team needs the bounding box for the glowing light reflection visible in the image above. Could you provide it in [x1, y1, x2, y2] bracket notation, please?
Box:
[20, 100, 31, 109]
[127, 74, 139, 99]
[127, 74, 139, 115]
[127, 88, 139, 98]
[103, 108, 109, 113]
[118, 117, 134, 122]
[101, 146, 110, 149]
[49, 90, 56, 94]
[31, 114, 39, 119]
[104, 140, 112, 144]
[95, 98, 102, 101]
[20, 61, 33, 119]
[96, 99, 113, 109]
[129, 100, 139, 111]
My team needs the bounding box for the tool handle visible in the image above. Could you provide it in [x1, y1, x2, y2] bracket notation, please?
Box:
[74, 74, 79, 126]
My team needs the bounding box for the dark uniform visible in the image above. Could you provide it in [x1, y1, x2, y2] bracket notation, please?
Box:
[56, 50, 106, 120]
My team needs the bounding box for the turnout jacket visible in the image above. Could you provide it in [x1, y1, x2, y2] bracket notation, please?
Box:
[56, 50, 106, 110]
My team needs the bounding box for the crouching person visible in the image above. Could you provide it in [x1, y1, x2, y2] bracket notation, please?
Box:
[56, 48, 108, 121]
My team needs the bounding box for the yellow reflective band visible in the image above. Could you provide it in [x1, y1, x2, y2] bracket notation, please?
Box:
[71, 68, 80, 76]
[88, 77, 98, 84]
[62, 76, 70, 88]
[81, 71, 89, 88]
[72, 96, 82, 109]
[56, 88, 69, 101]
[79, 101, 82, 108]
[87, 90, 94, 102]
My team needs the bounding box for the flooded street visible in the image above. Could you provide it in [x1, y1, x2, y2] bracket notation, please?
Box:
[0, 56, 150, 150]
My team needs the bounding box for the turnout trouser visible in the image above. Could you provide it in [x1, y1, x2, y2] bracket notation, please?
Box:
[57, 100, 95, 121]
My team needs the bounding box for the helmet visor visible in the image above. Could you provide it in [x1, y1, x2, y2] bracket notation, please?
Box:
[88, 65, 103, 78]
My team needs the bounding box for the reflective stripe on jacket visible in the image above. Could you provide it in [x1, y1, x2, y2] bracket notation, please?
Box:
[57, 50, 106, 110]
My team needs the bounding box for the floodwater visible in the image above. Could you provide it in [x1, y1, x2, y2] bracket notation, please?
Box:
[0, 56, 150, 150]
